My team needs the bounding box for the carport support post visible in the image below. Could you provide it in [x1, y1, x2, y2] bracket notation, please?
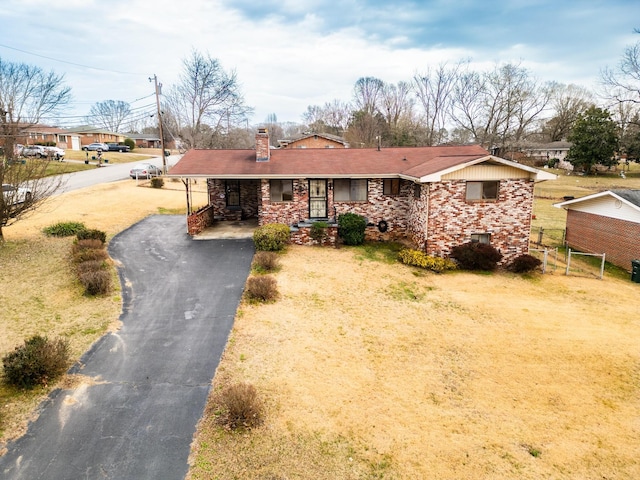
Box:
[565, 248, 571, 275]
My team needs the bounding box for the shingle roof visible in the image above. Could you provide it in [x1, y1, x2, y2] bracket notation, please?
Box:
[168, 145, 492, 179]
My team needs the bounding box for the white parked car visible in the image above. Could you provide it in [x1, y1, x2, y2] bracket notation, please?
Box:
[21, 145, 47, 158]
[44, 146, 65, 161]
[2, 183, 32, 208]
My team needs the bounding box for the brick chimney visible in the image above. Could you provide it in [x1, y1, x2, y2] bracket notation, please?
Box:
[255, 128, 270, 162]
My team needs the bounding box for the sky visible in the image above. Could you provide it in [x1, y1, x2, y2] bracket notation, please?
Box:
[0, 0, 638, 129]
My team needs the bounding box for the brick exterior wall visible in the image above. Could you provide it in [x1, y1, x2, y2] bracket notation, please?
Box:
[203, 176, 535, 262]
[425, 179, 534, 262]
[207, 179, 259, 220]
[566, 210, 640, 271]
[281, 136, 345, 149]
[187, 204, 214, 235]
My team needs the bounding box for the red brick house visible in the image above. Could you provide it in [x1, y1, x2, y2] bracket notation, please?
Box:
[168, 129, 555, 262]
[555, 190, 640, 271]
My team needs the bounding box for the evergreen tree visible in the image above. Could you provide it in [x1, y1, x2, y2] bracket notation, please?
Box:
[567, 107, 619, 174]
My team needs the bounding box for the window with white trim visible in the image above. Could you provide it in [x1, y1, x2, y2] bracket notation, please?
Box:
[466, 181, 499, 201]
[470, 233, 491, 244]
[270, 180, 293, 202]
[334, 179, 367, 201]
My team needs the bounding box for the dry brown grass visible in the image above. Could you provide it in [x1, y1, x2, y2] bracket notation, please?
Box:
[189, 246, 640, 479]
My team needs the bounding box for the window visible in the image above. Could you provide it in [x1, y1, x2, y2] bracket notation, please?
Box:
[225, 180, 240, 207]
[334, 179, 367, 201]
[413, 183, 421, 199]
[466, 181, 499, 201]
[470, 233, 491, 244]
[270, 180, 293, 202]
[383, 179, 400, 195]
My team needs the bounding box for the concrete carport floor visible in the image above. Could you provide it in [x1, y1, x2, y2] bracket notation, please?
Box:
[0, 215, 255, 480]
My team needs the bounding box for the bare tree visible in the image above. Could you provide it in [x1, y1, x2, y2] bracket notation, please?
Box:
[450, 63, 550, 153]
[601, 29, 640, 108]
[413, 62, 462, 145]
[0, 57, 70, 241]
[86, 100, 131, 132]
[541, 83, 594, 141]
[302, 100, 351, 135]
[352, 77, 384, 115]
[165, 49, 253, 149]
[0, 57, 71, 161]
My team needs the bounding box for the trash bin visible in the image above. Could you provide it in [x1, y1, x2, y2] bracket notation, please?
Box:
[632, 260, 640, 283]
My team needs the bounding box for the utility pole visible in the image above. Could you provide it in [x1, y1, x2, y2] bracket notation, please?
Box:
[149, 74, 167, 174]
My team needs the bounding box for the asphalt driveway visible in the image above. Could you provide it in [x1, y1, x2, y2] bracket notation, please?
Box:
[0, 215, 254, 479]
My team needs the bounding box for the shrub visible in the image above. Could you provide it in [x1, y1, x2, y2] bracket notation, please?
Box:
[245, 275, 278, 302]
[76, 259, 108, 275]
[310, 221, 329, 244]
[150, 177, 164, 189]
[72, 248, 109, 264]
[253, 223, 290, 251]
[43, 221, 86, 237]
[216, 382, 263, 430]
[252, 251, 280, 273]
[78, 269, 111, 295]
[76, 228, 107, 244]
[337, 213, 366, 246]
[2, 335, 70, 389]
[507, 254, 542, 273]
[398, 249, 457, 273]
[123, 138, 135, 150]
[71, 239, 105, 254]
[449, 242, 503, 271]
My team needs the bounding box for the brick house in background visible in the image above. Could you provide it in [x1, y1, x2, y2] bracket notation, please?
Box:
[278, 132, 348, 149]
[65, 126, 124, 148]
[555, 190, 640, 271]
[168, 129, 555, 262]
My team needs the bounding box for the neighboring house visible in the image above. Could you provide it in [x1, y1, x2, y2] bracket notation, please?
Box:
[278, 132, 348, 149]
[554, 190, 640, 271]
[168, 129, 556, 262]
[127, 134, 162, 149]
[65, 126, 124, 148]
[2, 124, 82, 150]
[524, 141, 572, 165]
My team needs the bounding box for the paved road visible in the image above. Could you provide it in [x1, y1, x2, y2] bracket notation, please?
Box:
[0, 216, 254, 479]
[54, 154, 181, 194]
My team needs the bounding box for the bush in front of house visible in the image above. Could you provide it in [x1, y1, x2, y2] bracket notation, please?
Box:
[150, 177, 164, 189]
[253, 223, 290, 251]
[310, 221, 329, 245]
[245, 275, 278, 302]
[76, 228, 107, 244]
[252, 251, 280, 273]
[216, 382, 263, 430]
[449, 242, 503, 271]
[337, 213, 366, 246]
[2, 335, 70, 389]
[398, 248, 458, 273]
[124, 138, 135, 151]
[507, 253, 542, 273]
[43, 221, 86, 237]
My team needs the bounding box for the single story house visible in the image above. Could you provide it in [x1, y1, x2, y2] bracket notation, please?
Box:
[554, 190, 640, 271]
[168, 129, 556, 262]
[524, 140, 572, 165]
[2, 124, 82, 150]
[278, 132, 348, 149]
[65, 126, 124, 148]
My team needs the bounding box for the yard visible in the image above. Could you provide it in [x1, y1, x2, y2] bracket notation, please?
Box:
[0, 168, 638, 478]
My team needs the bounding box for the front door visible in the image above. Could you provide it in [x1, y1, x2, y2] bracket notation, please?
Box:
[309, 179, 327, 219]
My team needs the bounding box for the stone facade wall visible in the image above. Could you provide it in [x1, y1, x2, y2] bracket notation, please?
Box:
[566, 210, 640, 271]
[187, 204, 214, 235]
[291, 226, 339, 246]
[425, 179, 534, 262]
[259, 178, 309, 226]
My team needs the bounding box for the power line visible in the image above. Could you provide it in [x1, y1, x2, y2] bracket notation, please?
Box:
[0, 43, 148, 76]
